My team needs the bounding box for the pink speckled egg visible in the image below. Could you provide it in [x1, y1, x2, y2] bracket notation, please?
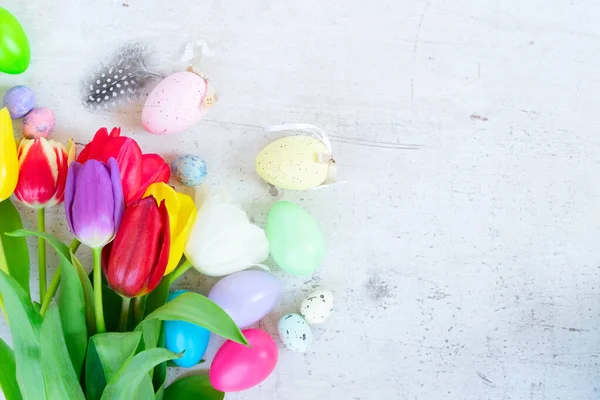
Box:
[22, 107, 55, 139]
[141, 71, 207, 135]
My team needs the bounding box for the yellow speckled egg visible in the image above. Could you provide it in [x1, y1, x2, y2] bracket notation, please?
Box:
[255, 136, 331, 190]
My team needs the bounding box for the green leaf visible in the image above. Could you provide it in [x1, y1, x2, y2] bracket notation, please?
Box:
[100, 348, 180, 400]
[0, 338, 22, 400]
[135, 376, 155, 400]
[84, 338, 106, 400]
[92, 332, 142, 382]
[164, 375, 224, 400]
[151, 324, 166, 392]
[40, 306, 86, 400]
[0, 270, 45, 400]
[84, 331, 143, 400]
[11, 229, 88, 375]
[141, 292, 248, 345]
[0, 200, 30, 296]
[71, 251, 96, 334]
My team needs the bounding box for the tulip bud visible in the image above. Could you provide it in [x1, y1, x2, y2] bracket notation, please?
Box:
[103, 196, 170, 297]
[77, 127, 170, 204]
[14, 137, 75, 208]
[0, 108, 19, 202]
[64, 158, 124, 248]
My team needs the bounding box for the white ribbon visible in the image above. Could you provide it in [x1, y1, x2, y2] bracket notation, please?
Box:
[265, 123, 333, 156]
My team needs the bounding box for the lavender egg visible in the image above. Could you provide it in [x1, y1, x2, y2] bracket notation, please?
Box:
[3, 85, 35, 119]
[22, 107, 55, 139]
[172, 155, 207, 186]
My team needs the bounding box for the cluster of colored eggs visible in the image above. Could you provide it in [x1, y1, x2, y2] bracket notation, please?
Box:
[164, 270, 334, 392]
[2, 85, 55, 138]
[164, 270, 280, 392]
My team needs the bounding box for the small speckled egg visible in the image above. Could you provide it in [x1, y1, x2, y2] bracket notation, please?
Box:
[3, 85, 35, 119]
[278, 313, 312, 353]
[300, 289, 334, 325]
[172, 154, 207, 186]
[255, 136, 331, 190]
[22, 107, 55, 139]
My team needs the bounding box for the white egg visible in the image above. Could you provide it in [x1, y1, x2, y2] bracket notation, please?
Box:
[277, 313, 312, 353]
[300, 289, 334, 325]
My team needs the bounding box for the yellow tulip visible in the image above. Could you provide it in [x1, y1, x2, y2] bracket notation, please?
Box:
[143, 183, 196, 275]
[0, 108, 18, 202]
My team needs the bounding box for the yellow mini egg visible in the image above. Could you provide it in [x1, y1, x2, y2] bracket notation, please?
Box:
[255, 136, 331, 190]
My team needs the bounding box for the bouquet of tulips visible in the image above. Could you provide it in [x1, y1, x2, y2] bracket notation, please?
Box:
[0, 108, 248, 400]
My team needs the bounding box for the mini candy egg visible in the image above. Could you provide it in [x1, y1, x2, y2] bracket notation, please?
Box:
[172, 154, 207, 186]
[142, 71, 208, 135]
[278, 313, 312, 353]
[300, 289, 334, 325]
[22, 107, 55, 139]
[2, 85, 35, 119]
[255, 136, 332, 190]
[164, 290, 211, 367]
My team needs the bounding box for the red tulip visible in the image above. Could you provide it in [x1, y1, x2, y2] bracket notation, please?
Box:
[103, 196, 170, 297]
[14, 137, 76, 208]
[77, 127, 170, 205]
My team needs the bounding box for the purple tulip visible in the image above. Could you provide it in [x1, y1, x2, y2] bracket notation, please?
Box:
[208, 270, 281, 328]
[65, 158, 124, 248]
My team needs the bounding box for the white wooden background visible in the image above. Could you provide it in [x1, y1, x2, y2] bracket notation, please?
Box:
[1, 1, 599, 399]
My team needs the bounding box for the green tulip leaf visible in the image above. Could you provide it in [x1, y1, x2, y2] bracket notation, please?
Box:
[0, 270, 45, 400]
[71, 251, 96, 334]
[164, 374, 224, 400]
[85, 338, 107, 400]
[0, 200, 30, 296]
[40, 306, 85, 400]
[140, 292, 248, 345]
[10, 229, 88, 375]
[151, 324, 167, 393]
[0, 337, 22, 400]
[100, 348, 180, 400]
[85, 331, 143, 400]
[94, 332, 142, 381]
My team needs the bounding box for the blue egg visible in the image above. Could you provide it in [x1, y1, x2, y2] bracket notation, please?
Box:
[3, 85, 35, 119]
[172, 154, 207, 186]
[164, 290, 211, 368]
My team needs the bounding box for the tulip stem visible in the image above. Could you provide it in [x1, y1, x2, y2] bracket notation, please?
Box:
[118, 297, 131, 332]
[37, 208, 47, 301]
[169, 259, 193, 284]
[40, 266, 61, 317]
[132, 296, 145, 325]
[92, 247, 106, 333]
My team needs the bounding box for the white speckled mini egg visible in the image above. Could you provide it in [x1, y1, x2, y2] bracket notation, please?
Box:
[255, 136, 331, 190]
[300, 289, 334, 325]
[172, 155, 207, 186]
[278, 313, 312, 353]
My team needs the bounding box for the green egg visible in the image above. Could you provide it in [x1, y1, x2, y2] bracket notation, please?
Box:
[266, 201, 324, 275]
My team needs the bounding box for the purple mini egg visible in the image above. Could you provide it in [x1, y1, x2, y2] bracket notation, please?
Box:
[22, 107, 55, 139]
[3, 85, 35, 119]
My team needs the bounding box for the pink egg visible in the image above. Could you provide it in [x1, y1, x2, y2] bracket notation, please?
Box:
[22, 107, 55, 139]
[141, 71, 207, 135]
[210, 329, 278, 392]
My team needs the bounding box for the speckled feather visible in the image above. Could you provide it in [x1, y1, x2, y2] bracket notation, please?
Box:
[83, 43, 161, 110]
